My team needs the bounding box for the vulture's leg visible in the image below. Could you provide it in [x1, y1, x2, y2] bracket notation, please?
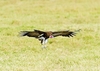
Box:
[44, 39, 48, 48]
[41, 39, 48, 49]
[39, 37, 47, 49]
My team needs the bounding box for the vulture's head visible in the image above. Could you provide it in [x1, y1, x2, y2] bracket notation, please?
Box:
[46, 31, 54, 38]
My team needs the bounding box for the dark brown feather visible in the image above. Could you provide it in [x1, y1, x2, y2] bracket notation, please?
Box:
[52, 30, 75, 37]
[20, 30, 43, 38]
[21, 31, 39, 38]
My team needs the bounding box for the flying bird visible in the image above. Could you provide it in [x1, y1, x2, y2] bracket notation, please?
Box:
[19, 29, 80, 48]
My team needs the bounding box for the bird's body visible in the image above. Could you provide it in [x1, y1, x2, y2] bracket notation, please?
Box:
[20, 29, 80, 48]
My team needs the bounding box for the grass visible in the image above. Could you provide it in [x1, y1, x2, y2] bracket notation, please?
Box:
[0, 0, 100, 71]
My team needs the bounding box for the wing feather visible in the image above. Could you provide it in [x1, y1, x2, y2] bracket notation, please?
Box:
[52, 30, 76, 37]
[19, 29, 44, 38]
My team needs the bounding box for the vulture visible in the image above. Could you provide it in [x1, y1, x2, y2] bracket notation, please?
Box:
[19, 29, 80, 48]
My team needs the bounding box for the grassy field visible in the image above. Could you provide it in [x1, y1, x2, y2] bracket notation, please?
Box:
[0, 0, 100, 71]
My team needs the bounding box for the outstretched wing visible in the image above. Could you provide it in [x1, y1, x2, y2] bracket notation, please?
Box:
[19, 29, 45, 38]
[52, 30, 77, 37]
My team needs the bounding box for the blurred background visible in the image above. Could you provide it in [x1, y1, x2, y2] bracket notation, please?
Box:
[0, 0, 100, 71]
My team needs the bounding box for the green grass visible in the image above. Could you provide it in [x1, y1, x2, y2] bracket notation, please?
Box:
[0, 0, 100, 71]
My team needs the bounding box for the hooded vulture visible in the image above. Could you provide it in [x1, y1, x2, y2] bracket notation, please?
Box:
[20, 29, 80, 48]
